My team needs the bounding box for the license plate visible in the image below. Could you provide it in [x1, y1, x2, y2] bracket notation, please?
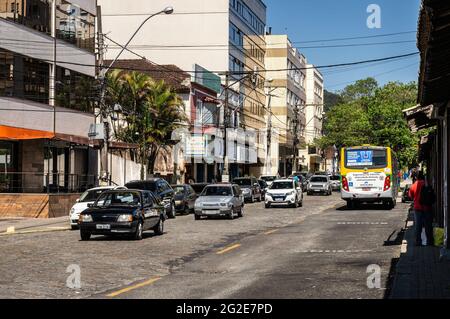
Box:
[362, 188, 371, 191]
[96, 224, 110, 230]
[204, 210, 220, 215]
[275, 198, 284, 202]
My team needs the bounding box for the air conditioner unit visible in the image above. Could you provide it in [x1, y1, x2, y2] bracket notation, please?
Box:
[88, 124, 105, 140]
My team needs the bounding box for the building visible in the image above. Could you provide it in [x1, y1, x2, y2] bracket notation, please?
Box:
[299, 64, 324, 173]
[404, 0, 450, 256]
[265, 34, 307, 176]
[0, 0, 99, 218]
[98, 0, 268, 180]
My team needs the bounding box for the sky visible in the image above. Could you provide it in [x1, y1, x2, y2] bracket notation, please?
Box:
[265, 0, 421, 92]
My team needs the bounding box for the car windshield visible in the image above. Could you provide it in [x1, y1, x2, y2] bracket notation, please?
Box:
[79, 189, 110, 202]
[201, 186, 232, 196]
[261, 176, 276, 182]
[94, 191, 141, 207]
[310, 177, 328, 183]
[270, 181, 293, 189]
[233, 179, 251, 186]
[125, 181, 156, 192]
[330, 176, 340, 181]
[173, 186, 185, 195]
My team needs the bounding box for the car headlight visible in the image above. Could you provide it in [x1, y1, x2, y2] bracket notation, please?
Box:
[117, 214, 133, 222]
[174, 200, 182, 205]
[220, 202, 232, 208]
[70, 208, 75, 216]
[287, 191, 295, 196]
[266, 192, 273, 197]
[79, 214, 93, 223]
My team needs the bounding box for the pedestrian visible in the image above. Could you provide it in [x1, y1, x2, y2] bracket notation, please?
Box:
[411, 168, 418, 184]
[409, 172, 435, 246]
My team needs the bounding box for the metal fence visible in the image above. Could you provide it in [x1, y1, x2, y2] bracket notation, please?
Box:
[0, 172, 99, 194]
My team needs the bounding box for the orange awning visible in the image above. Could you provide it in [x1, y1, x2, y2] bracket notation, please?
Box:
[0, 125, 55, 140]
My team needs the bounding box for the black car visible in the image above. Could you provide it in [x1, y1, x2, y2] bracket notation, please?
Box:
[78, 190, 166, 241]
[233, 177, 262, 202]
[171, 184, 197, 214]
[257, 179, 268, 200]
[125, 179, 176, 218]
[402, 184, 413, 203]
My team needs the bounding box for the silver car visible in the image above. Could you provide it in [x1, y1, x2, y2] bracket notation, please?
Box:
[194, 184, 244, 220]
[307, 175, 333, 196]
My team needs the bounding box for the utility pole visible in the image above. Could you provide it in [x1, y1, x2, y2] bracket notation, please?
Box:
[292, 105, 300, 173]
[265, 80, 273, 175]
[222, 72, 230, 182]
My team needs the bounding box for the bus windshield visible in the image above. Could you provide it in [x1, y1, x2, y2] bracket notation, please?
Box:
[345, 149, 387, 169]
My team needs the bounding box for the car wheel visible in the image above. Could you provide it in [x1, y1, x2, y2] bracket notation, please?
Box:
[134, 221, 143, 240]
[71, 225, 79, 230]
[194, 214, 201, 220]
[251, 194, 255, 203]
[228, 210, 234, 220]
[183, 205, 190, 215]
[346, 201, 354, 210]
[80, 231, 91, 241]
[265, 203, 271, 208]
[168, 202, 176, 219]
[238, 206, 244, 217]
[153, 219, 164, 235]
[299, 198, 303, 207]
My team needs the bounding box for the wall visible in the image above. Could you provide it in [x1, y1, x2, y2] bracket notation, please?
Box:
[109, 151, 143, 186]
[20, 139, 45, 193]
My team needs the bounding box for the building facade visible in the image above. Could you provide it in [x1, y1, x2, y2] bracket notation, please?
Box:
[299, 64, 324, 173]
[265, 34, 307, 176]
[0, 0, 98, 196]
[98, 0, 268, 180]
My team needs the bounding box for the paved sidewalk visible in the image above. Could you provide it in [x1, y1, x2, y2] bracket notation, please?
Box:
[0, 216, 70, 235]
[390, 210, 450, 298]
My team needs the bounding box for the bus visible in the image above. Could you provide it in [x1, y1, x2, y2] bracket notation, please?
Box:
[340, 146, 399, 209]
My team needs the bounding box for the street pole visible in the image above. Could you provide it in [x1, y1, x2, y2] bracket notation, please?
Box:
[222, 72, 230, 182]
[97, 6, 174, 184]
[265, 84, 273, 175]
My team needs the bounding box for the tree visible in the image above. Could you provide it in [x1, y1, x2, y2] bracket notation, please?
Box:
[106, 70, 186, 179]
[323, 90, 343, 113]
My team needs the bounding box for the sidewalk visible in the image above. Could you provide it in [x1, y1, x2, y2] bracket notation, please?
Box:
[0, 216, 70, 235]
[390, 209, 450, 298]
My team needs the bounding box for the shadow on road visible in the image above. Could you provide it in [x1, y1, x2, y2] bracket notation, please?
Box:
[336, 203, 393, 211]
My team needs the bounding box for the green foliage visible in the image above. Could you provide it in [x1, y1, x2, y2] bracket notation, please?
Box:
[316, 78, 421, 169]
[106, 70, 186, 178]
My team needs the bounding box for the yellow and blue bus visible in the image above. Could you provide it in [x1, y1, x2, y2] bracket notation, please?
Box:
[340, 146, 398, 209]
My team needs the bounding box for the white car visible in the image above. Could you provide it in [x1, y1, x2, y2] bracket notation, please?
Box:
[265, 179, 303, 208]
[259, 175, 279, 187]
[69, 186, 127, 229]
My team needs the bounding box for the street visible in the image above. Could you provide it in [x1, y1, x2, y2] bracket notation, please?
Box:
[0, 193, 408, 299]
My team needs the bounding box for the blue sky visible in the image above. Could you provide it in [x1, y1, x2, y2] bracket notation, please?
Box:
[265, 0, 421, 92]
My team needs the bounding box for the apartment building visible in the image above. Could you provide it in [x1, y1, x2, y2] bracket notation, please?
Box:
[299, 64, 325, 173]
[98, 0, 268, 180]
[0, 0, 98, 216]
[265, 34, 307, 176]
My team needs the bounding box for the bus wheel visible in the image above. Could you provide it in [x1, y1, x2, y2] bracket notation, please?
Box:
[346, 201, 354, 210]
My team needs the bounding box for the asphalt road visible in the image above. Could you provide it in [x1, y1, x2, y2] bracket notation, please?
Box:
[0, 193, 408, 299]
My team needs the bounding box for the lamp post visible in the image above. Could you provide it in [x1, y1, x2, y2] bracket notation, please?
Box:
[98, 6, 174, 185]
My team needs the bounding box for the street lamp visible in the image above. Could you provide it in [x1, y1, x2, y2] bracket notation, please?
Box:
[98, 6, 174, 184]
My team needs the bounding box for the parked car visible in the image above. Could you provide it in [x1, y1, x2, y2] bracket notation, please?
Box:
[402, 184, 413, 203]
[190, 183, 209, 194]
[307, 175, 332, 196]
[69, 186, 127, 230]
[125, 178, 176, 218]
[265, 179, 303, 208]
[259, 175, 279, 187]
[171, 184, 197, 214]
[330, 175, 341, 191]
[233, 177, 262, 202]
[194, 184, 244, 220]
[78, 189, 166, 241]
[258, 179, 268, 200]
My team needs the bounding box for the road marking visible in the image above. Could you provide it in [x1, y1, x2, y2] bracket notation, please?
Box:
[216, 243, 241, 255]
[264, 229, 279, 235]
[337, 222, 388, 225]
[106, 277, 162, 297]
[297, 249, 373, 254]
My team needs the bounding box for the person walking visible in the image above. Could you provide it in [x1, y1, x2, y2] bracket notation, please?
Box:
[409, 172, 435, 246]
[411, 168, 418, 184]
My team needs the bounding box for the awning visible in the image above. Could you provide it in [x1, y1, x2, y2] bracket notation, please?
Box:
[403, 104, 435, 132]
[0, 125, 54, 140]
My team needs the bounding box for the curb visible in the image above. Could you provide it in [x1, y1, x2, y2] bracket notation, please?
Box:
[0, 226, 71, 236]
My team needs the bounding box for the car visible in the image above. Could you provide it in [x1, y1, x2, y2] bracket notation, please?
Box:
[125, 179, 176, 218]
[171, 184, 198, 214]
[194, 184, 244, 220]
[307, 175, 332, 196]
[259, 175, 279, 187]
[69, 186, 127, 230]
[330, 175, 341, 191]
[257, 179, 268, 200]
[402, 184, 413, 203]
[289, 174, 308, 192]
[189, 183, 209, 194]
[233, 177, 262, 202]
[265, 179, 303, 208]
[78, 189, 166, 241]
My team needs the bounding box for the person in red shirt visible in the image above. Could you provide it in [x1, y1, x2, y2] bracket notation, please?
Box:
[409, 172, 433, 246]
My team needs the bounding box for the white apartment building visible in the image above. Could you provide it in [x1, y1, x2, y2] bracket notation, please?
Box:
[299, 64, 325, 173]
[265, 34, 307, 176]
[98, 0, 268, 180]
